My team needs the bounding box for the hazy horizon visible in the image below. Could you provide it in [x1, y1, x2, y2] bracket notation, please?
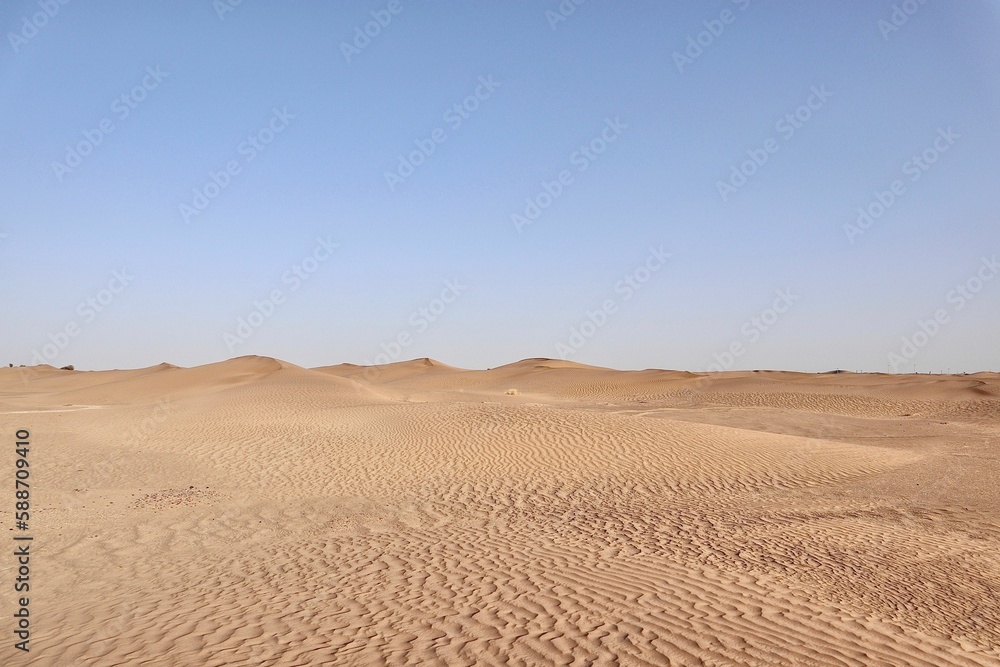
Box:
[9, 353, 1000, 375]
[3, 1, 998, 373]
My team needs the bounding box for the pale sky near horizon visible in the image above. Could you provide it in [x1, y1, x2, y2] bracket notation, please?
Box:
[2, 1, 998, 372]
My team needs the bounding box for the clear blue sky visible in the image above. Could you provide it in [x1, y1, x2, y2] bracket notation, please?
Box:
[2, 1, 998, 372]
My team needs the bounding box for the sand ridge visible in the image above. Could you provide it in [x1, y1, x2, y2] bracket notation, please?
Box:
[0, 357, 998, 665]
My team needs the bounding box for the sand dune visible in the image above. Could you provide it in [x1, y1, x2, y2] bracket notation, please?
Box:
[1, 358, 998, 665]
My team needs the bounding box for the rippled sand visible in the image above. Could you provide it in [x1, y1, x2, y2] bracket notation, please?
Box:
[1, 357, 998, 665]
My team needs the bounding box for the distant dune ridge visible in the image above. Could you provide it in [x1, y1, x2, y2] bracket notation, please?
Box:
[1, 356, 998, 665]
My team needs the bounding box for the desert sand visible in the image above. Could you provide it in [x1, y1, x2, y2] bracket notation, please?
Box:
[1, 356, 998, 666]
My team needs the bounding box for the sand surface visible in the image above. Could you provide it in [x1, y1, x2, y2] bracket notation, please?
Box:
[1, 357, 998, 665]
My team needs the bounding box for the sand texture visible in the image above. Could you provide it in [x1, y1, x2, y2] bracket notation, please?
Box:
[1, 357, 998, 666]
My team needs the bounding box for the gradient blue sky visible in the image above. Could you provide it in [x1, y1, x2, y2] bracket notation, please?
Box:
[2, 1, 998, 372]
